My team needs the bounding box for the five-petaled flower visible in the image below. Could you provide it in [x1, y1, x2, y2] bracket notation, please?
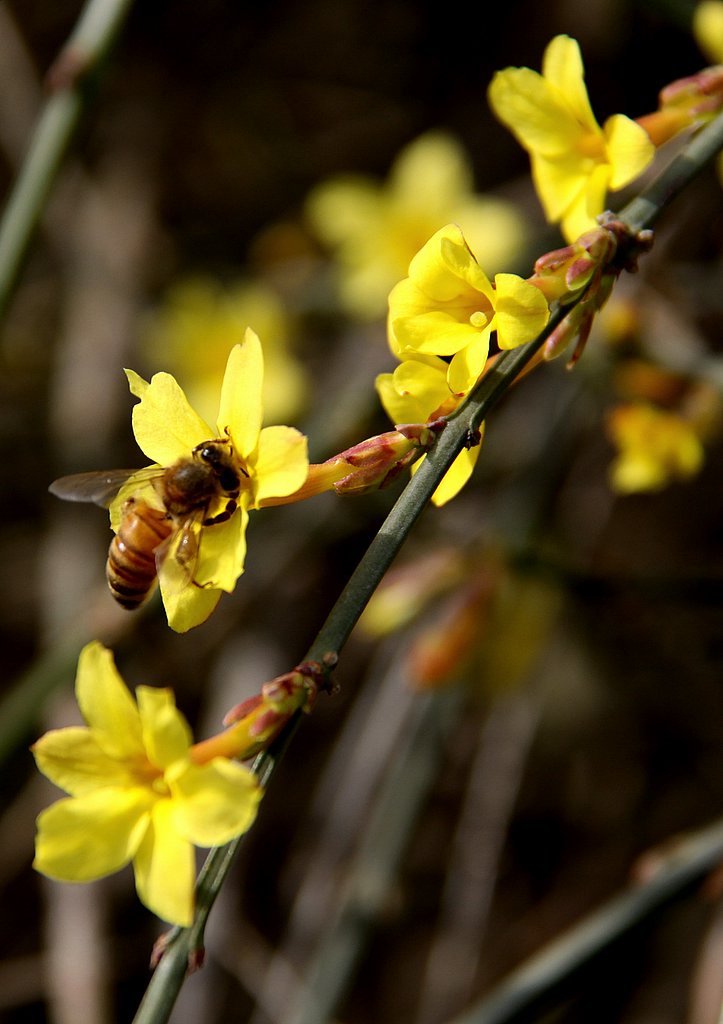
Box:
[387, 224, 550, 395]
[488, 35, 655, 242]
[305, 131, 528, 320]
[33, 642, 262, 926]
[114, 328, 309, 632]
[606, 402, 704, 493]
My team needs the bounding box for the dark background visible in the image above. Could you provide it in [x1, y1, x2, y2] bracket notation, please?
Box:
[0, 1, 721, 1023]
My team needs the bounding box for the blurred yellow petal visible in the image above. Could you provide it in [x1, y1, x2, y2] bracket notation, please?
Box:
[170, 759, 262, 847]
[137, 686, 192, 770]
[74, 642, 144, 760]
[541, 34, 598, 131]
[604, 114, 656, 189]
[488, 67, 583, 156]
[33, 728, 140, 796]
[693, 1, 723, 63]
[424, 444, 482, 506]
[34, 789, 152, 882]
[133, 799, 195, 926]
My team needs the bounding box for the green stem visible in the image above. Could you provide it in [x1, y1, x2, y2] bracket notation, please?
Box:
[131, 108, 723, 1024]
[0, 0, 136, 322]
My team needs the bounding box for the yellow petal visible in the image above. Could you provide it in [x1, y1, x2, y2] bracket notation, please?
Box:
[530, 152, 589, 224]
[161, 582, 223, 634]
[33, 727, 140, 796]
[75, 642, 145, 760]
[128, 369, 213, 465]
[390, 131, 474, 210]
[170, 759, 262, 847]
[431, 444, 482, 506]
[218, 330, 263, 458]
[488, 67, 583, 156]
[377, 357, 451, 424]
[604, 114, 655, 190]
[694, 1, 723, 63]
[492, 274, 550, 349]
[136, 686, 192, 770]
[541, 35, 598, 133]
[252, 426, 309, 505]
[407, 225, 480, 302]
[195, 508, 249, 591]
[439, 234, 494, 297]
[133, 799, 195, 925]
[559, 162, 611, 242]
[447, 332, 491, 394]
[34, 789, 152, 882]
[394, 312, 481, 356]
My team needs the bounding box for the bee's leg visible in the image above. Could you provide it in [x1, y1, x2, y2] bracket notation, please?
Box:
[203, 498, 237, 526]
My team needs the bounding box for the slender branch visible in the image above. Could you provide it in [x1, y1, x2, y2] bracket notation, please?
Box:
[130, 108, 723, 1023]
[0, 0, 136, 322]
[446, 816, 723, 1024]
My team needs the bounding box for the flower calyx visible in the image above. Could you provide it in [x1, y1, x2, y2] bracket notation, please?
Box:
[637, 65, 723, 147]
[327, 420, 446, 496]
[195, 658, 335, 764]
[531, 215, 654, 365]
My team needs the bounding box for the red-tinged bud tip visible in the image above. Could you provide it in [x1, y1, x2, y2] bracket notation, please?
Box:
[223, 693, 264, 726]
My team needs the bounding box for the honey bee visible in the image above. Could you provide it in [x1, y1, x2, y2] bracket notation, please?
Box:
[49, 439, 243, 609]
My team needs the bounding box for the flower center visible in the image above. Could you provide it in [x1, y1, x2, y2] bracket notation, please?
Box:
[577, 129, 605, 160]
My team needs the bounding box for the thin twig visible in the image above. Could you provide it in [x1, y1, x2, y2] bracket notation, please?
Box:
[445, 817, 723, 1024]
[0, 0, 136, 322]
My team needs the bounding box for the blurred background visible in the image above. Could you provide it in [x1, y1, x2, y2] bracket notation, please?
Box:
[0, 1, 722, 1022]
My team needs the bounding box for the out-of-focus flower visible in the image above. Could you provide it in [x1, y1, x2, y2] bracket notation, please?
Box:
[114, 330, 309, 632]
[141, 277, 308, 425]
[305, 131, 527, 319]
[388, 224, 549, 393]
[606, 401, 705, 492]
[33, 643, 262, 926]
[488, 35, 655, 242]
[694, 1, 723, 62]
[358, 548, 467, 637]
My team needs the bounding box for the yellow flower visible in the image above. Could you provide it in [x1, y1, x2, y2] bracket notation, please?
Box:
[114, 328, 309, 632]
[376, 355, 482, 506]
[388, 224, 550, 393]
[306, 131, 527, 319]
[488, 35, 655, 242]
[606, 402, 704, 493]
[694, 1, 723, 63]
[33, 643, 262, 926]
[141, 277, 308, 425]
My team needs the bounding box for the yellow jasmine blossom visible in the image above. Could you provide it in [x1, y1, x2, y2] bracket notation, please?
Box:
[114, 328, 309, 632]
[141, 277, 308, 425]
[33, 642, 262, 926]
[388, 224, 550, 394]
[306, 131, 527, 319]
[376, 355, 483, 506]
[488, 35, 655, 242]
[606, 402, 704, 493]
[694, 1, 723, 63]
